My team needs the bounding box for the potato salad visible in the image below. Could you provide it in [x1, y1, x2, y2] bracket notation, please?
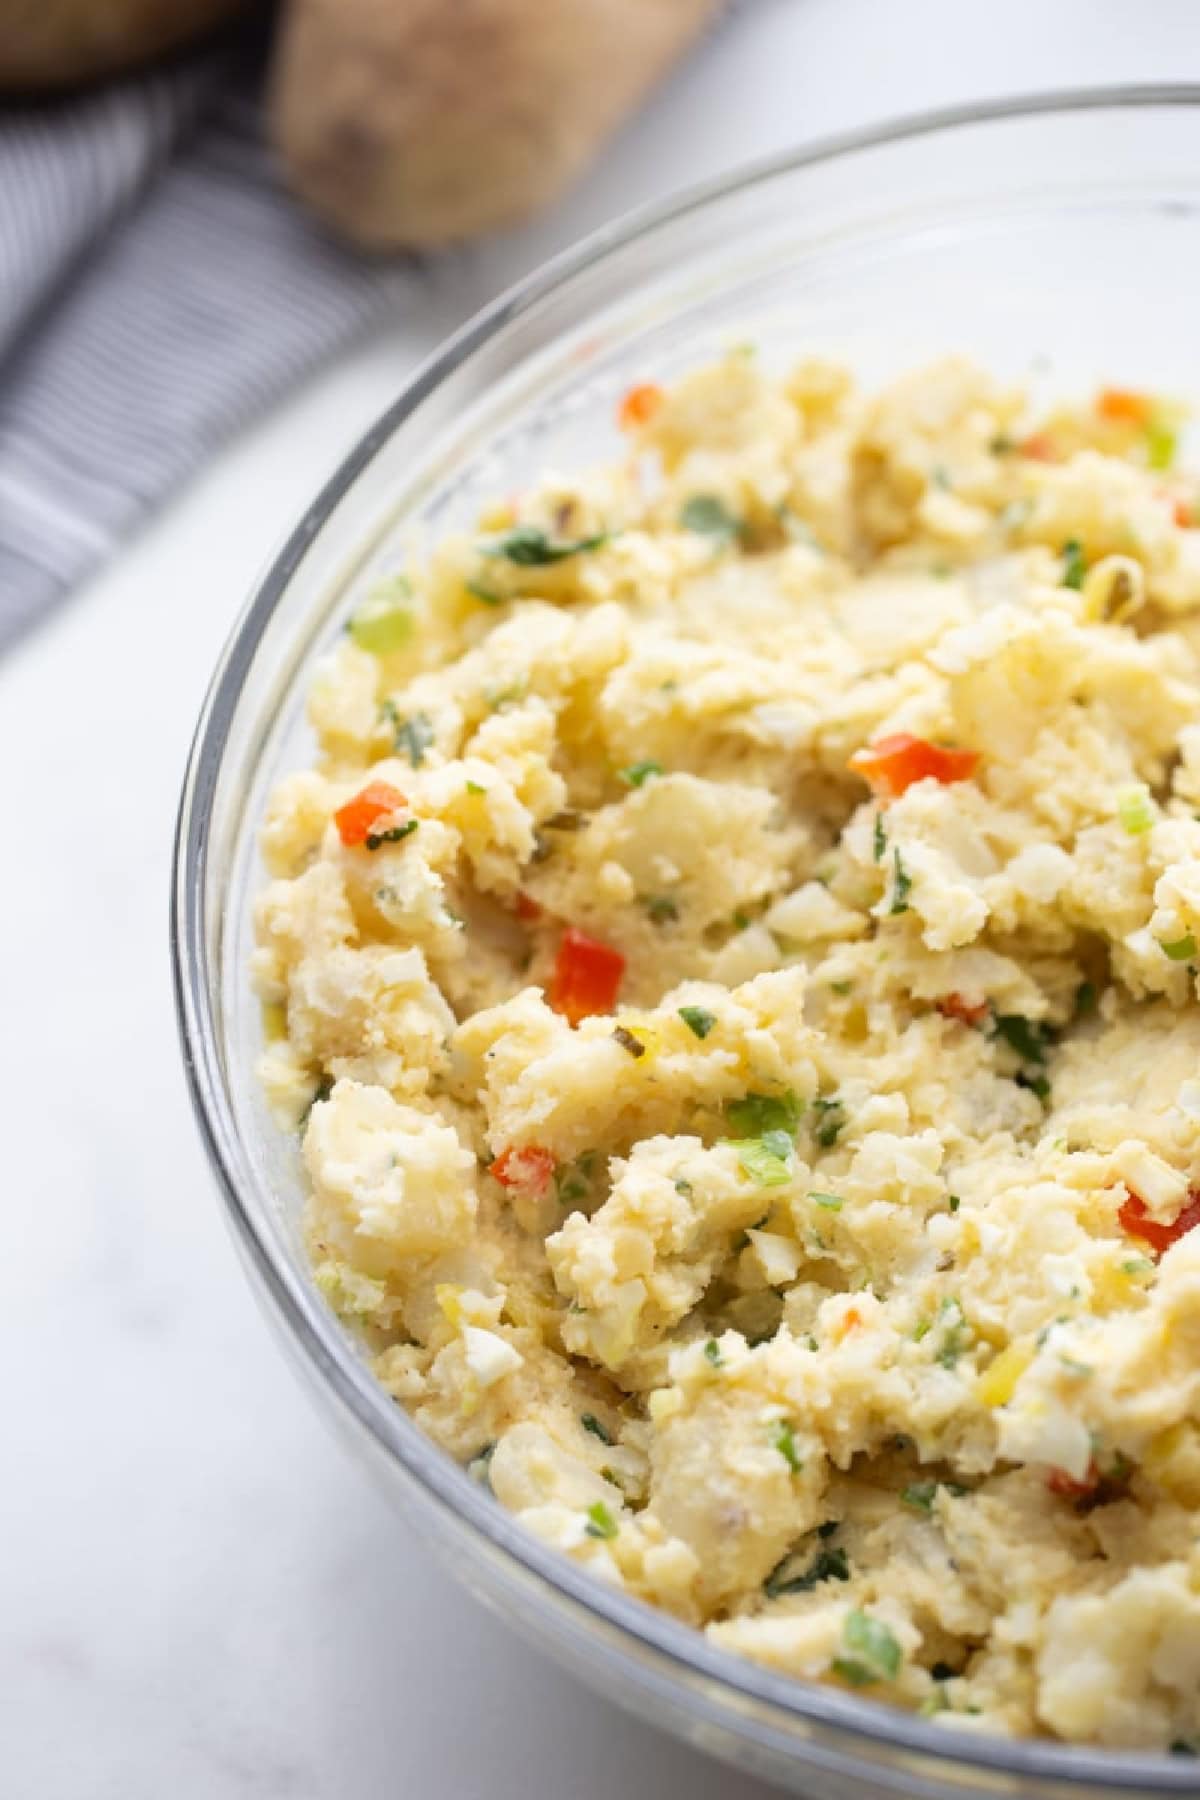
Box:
[254, 355, 1200, 1748]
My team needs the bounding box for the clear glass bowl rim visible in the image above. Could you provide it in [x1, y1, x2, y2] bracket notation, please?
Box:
[172, 85, 1200, 1794]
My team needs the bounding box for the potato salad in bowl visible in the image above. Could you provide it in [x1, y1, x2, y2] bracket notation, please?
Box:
[251, 351, 1200, 1751]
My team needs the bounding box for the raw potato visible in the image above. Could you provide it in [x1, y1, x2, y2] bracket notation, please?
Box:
[0, 0, 243, 89]
[270, 0, 721, 248]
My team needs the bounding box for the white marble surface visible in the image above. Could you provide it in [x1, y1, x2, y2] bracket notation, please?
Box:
[6, 4, 1200, 1795]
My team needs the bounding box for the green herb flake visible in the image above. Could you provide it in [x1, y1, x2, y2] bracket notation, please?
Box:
[703, 1337, 724, 1368]
[1074, 980, 1098, 1017]
[726, 1090, 803, 1138]
[1116, 782, 1156, 836]
[993, 1013, 1049, 1064]
[872, 812, 887, 863]
[1161, 933, 1197, 961]
[1147, 416, 1179, 472]
[901, 1481, 938, 1514]
[1061, 538, 1086, 591]
[837, 1609, 902, 1684]
[1169, 1740, 1198, 1757]
[935, 1297, 969, 1369]
[584, 1500, 619, 1540]
[679, 494, 742, 544]
[365, 819, 420, 851]
[392, 709, 435, 769]
[813, 1095, 846, 1149]
[763, 1546, 850, 1599]
[642, 894, 680, 925]
[465, 780, 486, 795]
[739, 1134, 795, 1188]
[732, 908, 752, 930]
[678, 1005, 717, 1039]
[484, 524, 606, 566]
[771, 1419, 803, 1474]
[581, 1413, 614, 1446]
[810, 1191, 843, 1211]
[889, 847, 912, 915]
[465, 578, 504, 606]
[619, 759, 663, 788]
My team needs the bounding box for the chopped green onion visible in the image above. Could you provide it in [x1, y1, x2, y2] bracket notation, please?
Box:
[810, 1191, 843, 1211]
[873, 813, 887, 863]
[813, 1096, 846, 1148]
[1147, 416, 1178, 471]
[584, 1500, 619, 1540]
[348, 578, 413, 654]
[619, 759, 663, 788]
[679, 494, 742, 543]
[889, 847, 912, 915]
[465, 780, 487, 795]
[1161, 933, 1197, 961]
[1116, 783, 1155, 835]
[836, 1610, 902, 1684]
[948, 1194, 961, 1213]
[642, 894, 680, 924]
[726, 1091, 803, 1137]
[483, 525, 606, 566]
[1074, 980, 1098, 1016]
[365, 820, 420, 851]
[465, 578, 504, 606]
[1061, 539, 1086, 591]
[763, 1546, 849, 1599]
[1017, 1071, 1051, 1104]
[738, 1134, 795, 1188]
[901, 1481, 938, 1514]
[703, 1337, 723, 1368]
[581, 1413, 614, 1446]
[678, 1005, 717, 1039]
[771, 1418, 803, 1473]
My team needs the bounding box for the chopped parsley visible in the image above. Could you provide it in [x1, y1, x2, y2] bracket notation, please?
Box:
[703, 1337, 724, 1368]
[993, 1013, 1049, 1064]
[678, 1005, 717, 1039]
[738, 1132, 795, 1187]
[556, 1151, 597, 1207]
[584, 1500, 619, 1540]
[872, 812, 887, 862]
[888, 847, 912, 915]
[483, 524, 607, 565]
[679, 494, 742, 544]
[611, 1025, 646, 1059]
[619, 759, 663, 788]
[832, 1610, 903, 1686]
[1074, 979, 1098, 1016]
[581, 1413, 614, 1446]
[812, 1095, 846, 1148]
[389, 708, 435, 768]
[641, 894, 680, 925]
[771, 1418, 803, 1473]
[365, 819, 420, 850]
[900, 1481, 938, 1514]
[1161, 933, 1197, 961]
[1061, 538, 1086, 590]
[726, 1090, 803, 1138]
[948, 1194, 961, 1213]
[763, 1545, 850, 1599]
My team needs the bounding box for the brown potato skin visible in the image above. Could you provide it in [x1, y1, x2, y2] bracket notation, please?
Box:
[0, 0, 244, 91]
[271, 0, 719, 249]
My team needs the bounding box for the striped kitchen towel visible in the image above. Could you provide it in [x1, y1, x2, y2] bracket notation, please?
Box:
[0, 36, 412, 652]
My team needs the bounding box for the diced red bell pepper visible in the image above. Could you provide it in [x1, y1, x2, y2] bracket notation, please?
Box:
[618, 382, 664, 431]
[848, 733, 980, 801]
[1046, 1461, 1100, 1501]
[515, 890, 543, 923]
[1118, 1189, 1200, 1259]
[938, 992, 990, 1027]
[489, 1146, 556, 1198]
[550, 926, 626, 1026]
[1096, 387, 1152, 426]
[334, 781, 408, 847]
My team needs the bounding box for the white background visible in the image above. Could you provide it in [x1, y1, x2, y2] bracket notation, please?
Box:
[6, 3, 1200, 1796]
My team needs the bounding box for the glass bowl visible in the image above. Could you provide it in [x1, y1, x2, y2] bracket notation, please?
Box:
[173, 89, 1200, 1799]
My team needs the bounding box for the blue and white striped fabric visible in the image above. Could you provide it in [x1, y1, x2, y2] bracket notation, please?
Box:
[0, 39, 412, 651]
